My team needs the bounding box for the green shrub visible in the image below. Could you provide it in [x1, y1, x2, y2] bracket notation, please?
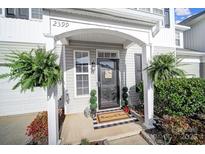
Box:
[122, 87, 128, 93]
[80, 138, 90, 145]
[90, 89, 97, 111]
[136, 78, 205, 117]
[90, 89, 96, 96]
[136, 82, 143, 102]
[155, 78, 205, 116]
[121, 86, 129, 106]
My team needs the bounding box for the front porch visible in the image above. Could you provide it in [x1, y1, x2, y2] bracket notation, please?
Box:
[46, 28, 155, 144]
[60, 112, 147, 144]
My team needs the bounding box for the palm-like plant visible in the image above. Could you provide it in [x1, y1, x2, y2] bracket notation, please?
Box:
[0, 48, 62, 92]
[146, 53, 185, 82]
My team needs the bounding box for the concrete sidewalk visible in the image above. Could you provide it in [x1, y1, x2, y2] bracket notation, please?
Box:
[107, 134, 148, 145]
[0, 113, 37, 145]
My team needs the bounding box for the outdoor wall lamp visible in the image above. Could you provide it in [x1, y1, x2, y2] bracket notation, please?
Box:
[91, 60, 96, 72]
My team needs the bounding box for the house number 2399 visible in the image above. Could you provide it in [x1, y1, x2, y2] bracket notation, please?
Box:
[52, 20, 69, 28]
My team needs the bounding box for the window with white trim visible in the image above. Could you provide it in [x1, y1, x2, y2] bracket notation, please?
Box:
[153, 8, 163, 15]
[138, 8, 151, 13]
[97, 51, 118, 58]
[5, 8, 29, 19]
[31, 8, 43, 19]
[75, 51, 89, 96]
[175, 31, 180, 46]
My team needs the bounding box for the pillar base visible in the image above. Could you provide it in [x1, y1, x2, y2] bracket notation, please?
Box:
[143, 122, 155, 129]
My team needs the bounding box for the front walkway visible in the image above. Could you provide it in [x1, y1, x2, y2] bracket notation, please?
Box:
[60, 113, 147, 144]
[107, 134, 148, 145]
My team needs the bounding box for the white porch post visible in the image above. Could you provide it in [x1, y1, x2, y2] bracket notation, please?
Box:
[47, 86, 59, 145]
[46, 38, 59, 145]
[142, 44, 154, 128]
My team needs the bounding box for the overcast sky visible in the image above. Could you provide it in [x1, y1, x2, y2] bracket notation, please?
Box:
[175, 8, 205, 23]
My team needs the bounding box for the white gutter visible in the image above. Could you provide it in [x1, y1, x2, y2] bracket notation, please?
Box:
[86, 8, 163, 24]
[175, 24, 190, 31]
[176, 48, 205, 56]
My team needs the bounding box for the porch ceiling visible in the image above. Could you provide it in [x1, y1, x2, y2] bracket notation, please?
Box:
[66, 32, 130, 45]
[55, 28, 146, 48]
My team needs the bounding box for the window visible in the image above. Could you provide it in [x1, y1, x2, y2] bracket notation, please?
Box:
[0, 8, 2, 15]
[153, 8, 163, 15]
[18, 8, 29, 19]
[175, 32, 181, 46]
[31, 8, 43, 19]
[97, 51, 118, 58]
[138, 8, 151, 13]
[5, 8, 29, 19]
[164, 8, 170, 28]
[75, 51, 89, 96]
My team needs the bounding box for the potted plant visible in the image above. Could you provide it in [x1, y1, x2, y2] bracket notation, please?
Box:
[121, 87, 130, 114]
[90, 89, 97, 119]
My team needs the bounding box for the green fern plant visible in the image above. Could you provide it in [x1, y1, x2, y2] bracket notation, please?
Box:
[146, 53, 185, 82]
[0, 48, 62, 92]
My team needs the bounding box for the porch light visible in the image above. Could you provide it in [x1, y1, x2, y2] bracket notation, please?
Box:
[91, 60, 96, 72]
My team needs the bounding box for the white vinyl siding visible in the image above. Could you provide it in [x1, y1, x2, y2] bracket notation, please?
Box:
[184, 19, 205, 52]
[178, 56, 201, 78]
[125, 45, 143, 106]
[74, 51, 90, 97]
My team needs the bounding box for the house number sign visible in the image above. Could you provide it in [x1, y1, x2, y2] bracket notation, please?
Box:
[51, 19, 69, 28]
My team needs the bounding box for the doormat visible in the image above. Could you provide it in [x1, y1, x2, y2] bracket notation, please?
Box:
[97, 110, 129, 123]
[93, 109, 139, 129]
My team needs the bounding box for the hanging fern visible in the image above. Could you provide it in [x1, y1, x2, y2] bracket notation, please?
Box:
[0, 48, 62, 92]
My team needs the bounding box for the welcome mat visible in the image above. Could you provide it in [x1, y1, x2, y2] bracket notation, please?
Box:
[93, 109, 138, 129]
[97, 110, 129, 123]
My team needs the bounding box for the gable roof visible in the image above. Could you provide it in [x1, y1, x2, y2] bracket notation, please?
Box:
[180, 10, 205, 26]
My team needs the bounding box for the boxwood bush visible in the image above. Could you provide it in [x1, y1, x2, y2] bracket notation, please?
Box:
[136, 78, 205, 117]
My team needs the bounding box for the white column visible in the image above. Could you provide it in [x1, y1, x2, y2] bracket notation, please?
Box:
[62, 44, 68, 114]
[46, 38, 59, 145]
[142, 44, 154, 128]
[47, 86, 59, 145]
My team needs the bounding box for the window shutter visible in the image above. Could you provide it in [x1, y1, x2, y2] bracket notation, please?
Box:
[18, 8, 29, 19]
[0, 8, 2, 15]
[164, 8, 170, 28]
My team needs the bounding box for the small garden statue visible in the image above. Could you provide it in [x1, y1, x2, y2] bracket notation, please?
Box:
[90, 89, 97, 119]
[121, 87, 130, 114]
